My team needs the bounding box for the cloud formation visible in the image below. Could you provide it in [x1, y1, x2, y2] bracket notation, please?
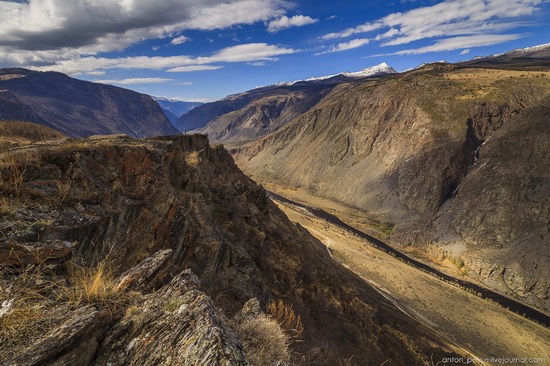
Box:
[267, 15, 318, 33]
[94, 78, 174, 85]
[171, 35, 191, 45]
[316, 38, 370, 55]
[0, 0, 292, 67]
[29, 43, 298, 75]
[321, 0, 544, 54]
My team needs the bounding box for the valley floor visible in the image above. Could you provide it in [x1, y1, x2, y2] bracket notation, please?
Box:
[267, 184, 550, 363]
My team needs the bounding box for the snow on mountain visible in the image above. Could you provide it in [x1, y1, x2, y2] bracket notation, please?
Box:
[279, 62, 397, 86]
[152, 96, 204, 123]
[490, 43, 550, 58]
[305, 62, 397, 82]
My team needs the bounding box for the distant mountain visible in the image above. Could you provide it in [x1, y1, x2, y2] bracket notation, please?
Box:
[491, 42, 550, 58]
[152, 96, 203, 124]
[461, 42, 550, 68]
[176, 63, 396, 139]
[0, 68, 179, 138]
[231, 54, 550, 312]
[282, 62, 397, 86]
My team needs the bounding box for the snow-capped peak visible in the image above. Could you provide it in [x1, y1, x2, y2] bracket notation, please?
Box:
[490, 43, 550, 58]
[341, 62, 397, 78]
[152, 96, 178, 102]
[284, 62, 397, 85]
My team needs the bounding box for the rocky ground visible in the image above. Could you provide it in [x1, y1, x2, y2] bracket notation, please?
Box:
[0, 132, 464, 365]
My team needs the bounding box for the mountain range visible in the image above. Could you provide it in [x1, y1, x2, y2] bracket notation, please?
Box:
[175, 62, 397, 141]
[1, 42, 549, 364]
[152, 96, 203, 125]
[182, 44, 550, 312]
[0, 69, 178, 138]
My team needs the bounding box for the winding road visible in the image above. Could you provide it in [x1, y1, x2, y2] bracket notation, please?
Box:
[268, 191, 550, 328]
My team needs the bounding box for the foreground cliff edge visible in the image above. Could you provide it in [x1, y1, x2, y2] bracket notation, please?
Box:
[0, 131, 463, 365]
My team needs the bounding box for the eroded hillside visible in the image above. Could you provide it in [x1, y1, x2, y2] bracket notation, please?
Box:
[0, 68, 179, 138]
[0, 133, 462, 365]
[232, 66, 550, 311]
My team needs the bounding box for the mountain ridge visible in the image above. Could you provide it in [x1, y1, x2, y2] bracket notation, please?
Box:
[228, 56, 550, 312]
[0, 68, 179, 138]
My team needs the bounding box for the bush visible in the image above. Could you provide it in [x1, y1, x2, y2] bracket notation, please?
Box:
[236, 314, 291, 366]
[266, 299, 304, 338]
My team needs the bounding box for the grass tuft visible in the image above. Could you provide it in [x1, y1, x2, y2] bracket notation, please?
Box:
[235, 314, 291, 366]
[266, 299, 304, 338]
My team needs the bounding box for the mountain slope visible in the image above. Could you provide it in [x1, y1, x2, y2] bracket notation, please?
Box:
[0, 133, 462, 365]
[176, 63, 396, 139]
[0, 68, 179, 138]
[152, 96, 203, 124]
[232, 64, 550, 311]
[175, 83, 334, 136]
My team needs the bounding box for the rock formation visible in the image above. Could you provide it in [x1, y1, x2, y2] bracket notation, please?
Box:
[0, 133, 462, 365]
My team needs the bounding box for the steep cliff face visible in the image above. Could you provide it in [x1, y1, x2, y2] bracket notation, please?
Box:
[0, 133, 460, 365]
[176, 83, 334, 137]
[232, 66, 550, 310]
[0, 68, 179, 138]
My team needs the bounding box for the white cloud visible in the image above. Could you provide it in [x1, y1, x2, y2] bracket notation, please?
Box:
[94, 78, 174, 85]
[174, 81, 193, 86]
[316, 38, 370, 55]
[0, 0, 292, 67]
[28, 43, 298, 75]
[460, 48, 471, 55]
[321, 0, 544, 54]
[267, 15, 318, 33]
[86, 70, 105, 76]
[206, 43, 297, 62]
[168, 65, 224, 72]
[170, 35, 190, 45]
[322, 23, 384, 40]
[378, 34, 524, 55]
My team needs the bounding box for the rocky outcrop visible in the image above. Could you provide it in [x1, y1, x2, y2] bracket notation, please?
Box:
[0, 68, 179, 138]
[0, 133, 462, 365]
[97, 270, 249, 366]
[232, 66, 550, 310]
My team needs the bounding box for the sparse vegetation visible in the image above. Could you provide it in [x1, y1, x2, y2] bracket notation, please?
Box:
[235, 313, 291, 366]
[266, 299, 304, 338]
[0, 121, 63, 144]
[61, 260, 127, 309]
[185, 150, 201, 167]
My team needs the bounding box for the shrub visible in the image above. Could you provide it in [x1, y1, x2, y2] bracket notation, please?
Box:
[236, 314, 291, 366]
[266, 299, 304, 338]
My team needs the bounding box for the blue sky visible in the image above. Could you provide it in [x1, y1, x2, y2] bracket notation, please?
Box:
[0, 0, 549, 101]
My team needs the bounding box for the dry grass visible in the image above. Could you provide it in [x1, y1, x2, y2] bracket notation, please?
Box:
[0, 121, 63, 142]
[0, 263, 60, 355]
[266, 299, 304, 338]
[0, 298, 46, 353]
[62, 261, 124, 308]
[235, 314, 291, 366]
[0, 148, 42, 199]
[0, 257, 134, 360]
[185, 150, 201, 167]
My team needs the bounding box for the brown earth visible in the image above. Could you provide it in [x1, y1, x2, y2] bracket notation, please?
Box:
[0, 132, 464, 365]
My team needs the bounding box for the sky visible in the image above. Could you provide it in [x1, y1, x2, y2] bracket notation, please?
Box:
[0, 0, 549, 102]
